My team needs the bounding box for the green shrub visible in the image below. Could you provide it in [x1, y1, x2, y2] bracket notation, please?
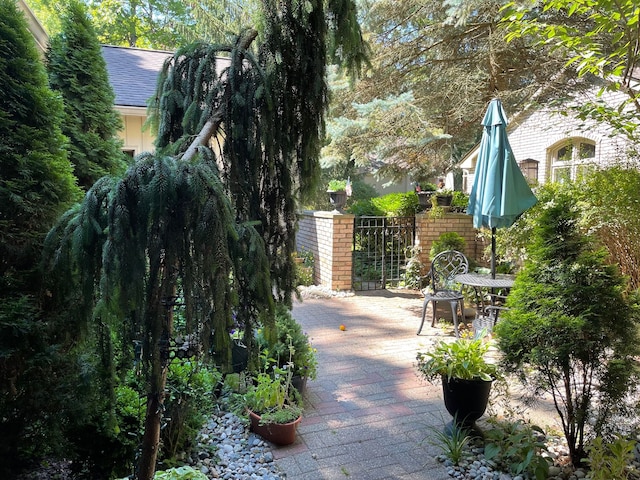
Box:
[161, 362, 221, 462]
[327, 179, 347, 191]
[370, 192, 418, 217]
[294, 248, 315, 286]
[401, 246, 425, 289]
[584, 436, 638, 480]
[494, 187, 640, 466]
[154, 467, 209, 479]
[484, 418, 549, 479]
[429, 232, 466, 260]
[346, 198, 385, 216]
[258, 304, 317, 380]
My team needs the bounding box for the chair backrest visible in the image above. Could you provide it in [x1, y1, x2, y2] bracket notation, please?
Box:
[430, 250, 469, 291]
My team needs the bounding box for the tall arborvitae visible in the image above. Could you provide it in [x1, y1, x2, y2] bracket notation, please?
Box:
[0, 0, 82, 473]
[47, 0, 127, 191]
[0, 0, 81, 290]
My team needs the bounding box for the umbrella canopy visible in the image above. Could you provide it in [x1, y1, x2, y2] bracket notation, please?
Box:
[467, 99, 537, 276]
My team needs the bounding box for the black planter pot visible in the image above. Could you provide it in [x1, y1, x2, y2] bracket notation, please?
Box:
[231, 340, 248, 373]
[436, 194, 453, 207]
[328, 190, 347, 212]
[442, 376, 492, 428]
[417, 191, 434, 210]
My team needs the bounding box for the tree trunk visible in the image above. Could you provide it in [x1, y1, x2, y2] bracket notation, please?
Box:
[138, 390, 165, 480]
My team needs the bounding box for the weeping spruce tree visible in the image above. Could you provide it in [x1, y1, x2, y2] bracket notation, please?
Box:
[46, 1, 366, 478]
[494, 186, 640, 466]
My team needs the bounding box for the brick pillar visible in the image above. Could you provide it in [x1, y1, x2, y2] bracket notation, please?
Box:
[297, 211, 354, 291]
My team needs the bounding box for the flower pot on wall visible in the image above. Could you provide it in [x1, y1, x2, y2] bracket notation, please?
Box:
[248, 410, 302, 446]
[436, 194, 453, 207]
[417, 191, 434, 211]
[327, 190, 347, 212]
[442, 376, 492, 428]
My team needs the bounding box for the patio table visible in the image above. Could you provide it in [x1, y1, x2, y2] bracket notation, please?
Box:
[454, 273, 515, 314]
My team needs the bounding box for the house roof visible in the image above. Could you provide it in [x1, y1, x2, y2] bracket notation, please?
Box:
[101, 45, 173, 108]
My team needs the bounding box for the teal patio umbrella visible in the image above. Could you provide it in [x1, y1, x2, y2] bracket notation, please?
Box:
[467, 98, 537, 278]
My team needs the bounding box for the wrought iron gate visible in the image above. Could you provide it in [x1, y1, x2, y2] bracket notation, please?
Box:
[352, 216, 415, 291]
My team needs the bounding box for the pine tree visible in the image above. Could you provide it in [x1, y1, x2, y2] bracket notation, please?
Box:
[47, 0, 127, 191]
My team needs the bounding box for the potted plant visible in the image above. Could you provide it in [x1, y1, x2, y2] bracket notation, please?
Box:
[244, 363, 303, 445]
[415, 182, 437, 210]
[416, 337, 498, 430]
[435, 188, 454, 207]
[327, 179, 348, 212]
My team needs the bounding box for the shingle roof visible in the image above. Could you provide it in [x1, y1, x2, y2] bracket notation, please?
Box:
[101, 45, 172, 108]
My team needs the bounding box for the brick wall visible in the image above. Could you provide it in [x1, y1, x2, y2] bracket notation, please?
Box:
[415, 213, 485, 270]
[297, 210, 483, 290]
[297, 211, 354, 291]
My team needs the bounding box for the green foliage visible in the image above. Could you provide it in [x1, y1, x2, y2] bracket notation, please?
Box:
[426, 418, 470, 465]
[327, 179, 348, 191]
[244, 363, 303, 425]
[584, 436, 638, 480]
[450, 191, 469, 212]
[494, 188, 640, 465]
[118, 466, 209, 480]
[416, 337, 499, 383]
[577, 166, 640, 291]
[401, 246, 425, 290]
[153, 466, 209, 480]
[161, 362, 221, 461]
[346, 198, 385, 216]
[258, 304, 317, 380]
[47, 0, 127, 191]
[503, 0, 640, 141]
[484, 418, 550, 480]
[429, 232, 466, 260]
[366, 192, 418, 217]
[294, 249, 315, 286]
[0, 0, 82, 291]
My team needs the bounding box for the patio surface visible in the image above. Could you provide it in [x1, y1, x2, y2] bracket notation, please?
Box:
[272, 288, 561, 480]
[272, 289, 455, 480]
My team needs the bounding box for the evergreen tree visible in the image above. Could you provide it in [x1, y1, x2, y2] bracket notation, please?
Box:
[495, 185, 640, 466]
[47, 1, 366, 477]
[47, 0, 128, 191]
[0, 0, 82, 472]
[0, 0, 81, 290]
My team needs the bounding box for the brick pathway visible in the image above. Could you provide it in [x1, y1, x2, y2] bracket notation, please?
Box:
[273, 289, 453, 480]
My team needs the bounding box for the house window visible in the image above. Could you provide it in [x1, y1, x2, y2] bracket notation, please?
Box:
[123, 149, 135, 158]
[550, 139, 596, 183]
[518, 158, 538, 184]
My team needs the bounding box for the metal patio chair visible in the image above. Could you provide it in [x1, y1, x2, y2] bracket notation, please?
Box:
[418, 250, 469, 337]
[472, 293, 509, 337]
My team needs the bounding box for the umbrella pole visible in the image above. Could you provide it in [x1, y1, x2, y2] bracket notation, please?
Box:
[491, 227, 496, 279]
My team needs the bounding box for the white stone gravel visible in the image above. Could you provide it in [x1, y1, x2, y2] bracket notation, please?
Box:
[183, 410, 284, 480]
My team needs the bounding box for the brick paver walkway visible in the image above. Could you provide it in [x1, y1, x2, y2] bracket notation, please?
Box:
[273, 290, 453, 480]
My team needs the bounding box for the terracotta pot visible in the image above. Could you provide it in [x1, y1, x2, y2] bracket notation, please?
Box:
[248, 410, 302, 446]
